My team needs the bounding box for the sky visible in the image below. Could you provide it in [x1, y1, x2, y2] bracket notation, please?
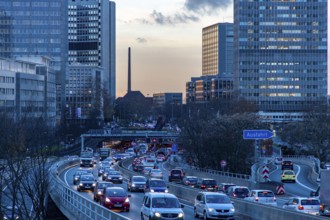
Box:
[113, 0, 233, 99]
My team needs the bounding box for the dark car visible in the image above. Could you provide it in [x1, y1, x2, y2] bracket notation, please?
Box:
[168, 168, 185, 182]
[320, 204, 330, 217]
[128, 176, 147, 192]
[102, 167, 115, 181]
[106, 171, 123, 184]
[182, 176, 198, 187]
[77, 174, 96, 192]
[227, 186, 250, 198]
[197, 178, 218, 191]
[73, 170, 92, 185]
[218, 183, 236, 194]
[99, 187, 131, 212]
[98, 165, 111, 177]
[133, 164, 144, 173]
[282, 160, 294, 170]
[93, 181, 114, 202]
[144, 178, 168, 193]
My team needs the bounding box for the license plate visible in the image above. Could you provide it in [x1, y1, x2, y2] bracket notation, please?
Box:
[114, 204, 122, 207]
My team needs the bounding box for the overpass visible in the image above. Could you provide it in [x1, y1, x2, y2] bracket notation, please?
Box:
[80, 129, 180, 151]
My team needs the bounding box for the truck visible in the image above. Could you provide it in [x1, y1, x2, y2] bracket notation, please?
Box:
[310, 170, 330, 216]
[80, 150, 94, 167]
[99, 148, 111, 161]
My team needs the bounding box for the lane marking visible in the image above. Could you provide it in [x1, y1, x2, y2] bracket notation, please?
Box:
[295, 164, 317, 192]
[64, 166, 77, 186]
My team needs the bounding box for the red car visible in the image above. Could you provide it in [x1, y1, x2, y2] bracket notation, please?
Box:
[100, 187, 131, 212]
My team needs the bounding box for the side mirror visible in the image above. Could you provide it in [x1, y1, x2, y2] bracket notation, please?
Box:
[128, 195, 131, 197]
[181, 204, 185, 208]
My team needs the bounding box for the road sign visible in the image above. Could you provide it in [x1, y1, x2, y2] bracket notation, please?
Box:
[243, 130, 274, 140]
[220, 160, 227, 168]
[262, 166, 269, 179]
[171, 143, 178, 153]
[276, 185, 285, 195]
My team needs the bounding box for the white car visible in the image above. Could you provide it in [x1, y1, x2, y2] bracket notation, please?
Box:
[282, 197, 321, 215]
[148, 169, 163, 179]
[244, 190, 277, 206]
[274, 157, 283, 165]
[194, 192, 235, 220]
[141, 193, 184, 220]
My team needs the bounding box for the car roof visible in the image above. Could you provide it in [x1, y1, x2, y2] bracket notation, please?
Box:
[132, 175, 146, 178]
[220, 183, 235, 185]
[105, 186, 125, 191]
[149, 178, 165, 181]
[201, 178, 216, 181]
[199, 192, 226, 196]
[185, 176, 198, 178]
[146, 192, 177, 198]
[252, 189, 273, 192]
[290, 197, 320, 200]
[232, 186, 249, 189]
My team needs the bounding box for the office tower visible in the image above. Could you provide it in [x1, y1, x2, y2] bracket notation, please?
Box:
[234, 0, 327, 112]
[202, 23, 234, 76]
[68, 0, 116, 100]
[0, 0, 68, 126]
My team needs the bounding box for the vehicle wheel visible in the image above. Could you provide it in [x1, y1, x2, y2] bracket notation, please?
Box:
[203, 211, 209, 220]
[194, 208, 199, 218]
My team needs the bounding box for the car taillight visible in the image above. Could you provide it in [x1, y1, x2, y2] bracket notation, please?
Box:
[298, 205, 304, 210]
[201, 185, 206, 189]
[320, 205, 324, 211]
[255, 197, 259, 202]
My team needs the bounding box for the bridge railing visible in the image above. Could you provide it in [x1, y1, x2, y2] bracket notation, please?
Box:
[48, 158, 130, 220]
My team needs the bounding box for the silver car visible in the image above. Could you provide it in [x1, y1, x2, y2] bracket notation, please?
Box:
[194, 192, 235, 220]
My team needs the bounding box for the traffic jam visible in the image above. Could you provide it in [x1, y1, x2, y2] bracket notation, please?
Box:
[71, 141, 324, 219]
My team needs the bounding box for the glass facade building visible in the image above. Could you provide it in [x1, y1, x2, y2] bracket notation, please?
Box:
[0, 0, 68, 125]
[234, 0, 327, 112]
[68, 0, 116, 100]
[202, 23, 234, 76]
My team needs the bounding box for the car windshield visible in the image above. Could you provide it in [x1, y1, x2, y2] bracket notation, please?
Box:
[152, 170, 161, 173]
[76, 171, 87, 175]
[106, 189, 127, 197]
[152, 198, 180, 208]
[109, 171, 119, 175]
[203, 180, 216, 185]
[257, 191, 274, 197]
[150, 180, 166, 187]
[98, 183, 113, 188]
[80, 175, 94, 181]
[224, 185, 235, 190]
[187, 178, 197, 182]
[235, 188, 249, 194]
[206, 195, 231, 204]
[301, 199, 320, 205]
[284, 171, 294, 175]
[133, 177, 146, 182]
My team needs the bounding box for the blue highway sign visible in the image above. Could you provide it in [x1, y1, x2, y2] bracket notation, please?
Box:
[243, 130, 274, 140]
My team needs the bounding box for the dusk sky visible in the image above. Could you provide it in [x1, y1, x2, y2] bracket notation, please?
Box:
[114, 0, 233, 99]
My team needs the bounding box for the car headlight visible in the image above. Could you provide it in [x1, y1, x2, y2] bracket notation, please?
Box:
[79, 183, 83, 186]
[105, 197, 111, 202]
[119, 177, 123, 179]
[132, 183, 136, 187]
[97, 191, 102, 195]
[75, 177, 78, 180]
[125, 198, 129, 203]
[150, 189, 155, 192]
[230, 207, 235, 212]
[108, 177, 112, 179]
[208, 208, 215, 212]
[103, 173, 107, 176]
[165, 189, 168, 193]
[92, 183, 96, 186]
[178, 213, 184, 218]
[154, 212, 161, 217]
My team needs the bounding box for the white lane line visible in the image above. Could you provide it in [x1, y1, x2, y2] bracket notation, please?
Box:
[295, 164, 317, 191]
[270, 164, 279, 175]
[128, 164, 132, 170]
[64, 166, 76, 186]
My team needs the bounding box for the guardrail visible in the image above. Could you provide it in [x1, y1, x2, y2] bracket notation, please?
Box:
[48, 158, 130, 220]
[116, 157, 326, 220]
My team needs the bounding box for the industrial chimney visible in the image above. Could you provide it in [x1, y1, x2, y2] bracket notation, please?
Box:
[128, 47, 131, 92]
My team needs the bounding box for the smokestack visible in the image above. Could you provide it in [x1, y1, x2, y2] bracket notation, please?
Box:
[128, 47, 131, 92]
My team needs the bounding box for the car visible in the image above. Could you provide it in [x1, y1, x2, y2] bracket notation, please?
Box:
[148, 169, 163, 179]
[281, 169, 296, 183]
[125, 148, 136, 157]
[282, 197, 321, 215]
[282, 160, 294, 170]
[227, 186, 250, 198]
[3, 205, 21, 220]
[99, 187, 131, 212]
[217, 183, 236, 194]
[141, 193, 184, 220]
[244, 190, 277, 206]
[197, 178, 218, 192]
[93, 181, 114, 202]
[112, 153, 126, 162]
[168, 168, 185, 183]
[133, 164, 144, 173]
[98, 165, 111, 176]
[194, 191, 235, 220]
[77, 174, 96, 192]
[73, 170, 92, 185]
[128, 176, 147, 192]
[105, 170, 123, 184]
[156, 154, 165, 162]
[182, 176, 198, 187]
[144, 178, 168, 193]
[143, 167, 153, 175]
[274, 157, 283, 165]
[320, 204, 330, 217]
[102, 167, 116, 181]
[143, 157, 157, 168]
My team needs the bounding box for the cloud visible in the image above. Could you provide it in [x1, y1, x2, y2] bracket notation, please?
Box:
[184, 0, 232, 14]
[136, 37, 147, 43]
[150, 10, 199, 25]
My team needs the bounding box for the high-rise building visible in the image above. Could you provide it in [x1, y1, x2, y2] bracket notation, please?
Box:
[234, 0, 327, 112]
[202, 23, 234, 76]
[0, 0, 68, 126]
[68, 0, 116, 100]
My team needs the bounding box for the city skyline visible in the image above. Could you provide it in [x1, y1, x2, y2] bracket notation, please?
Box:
[114, 0, 233, 98]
